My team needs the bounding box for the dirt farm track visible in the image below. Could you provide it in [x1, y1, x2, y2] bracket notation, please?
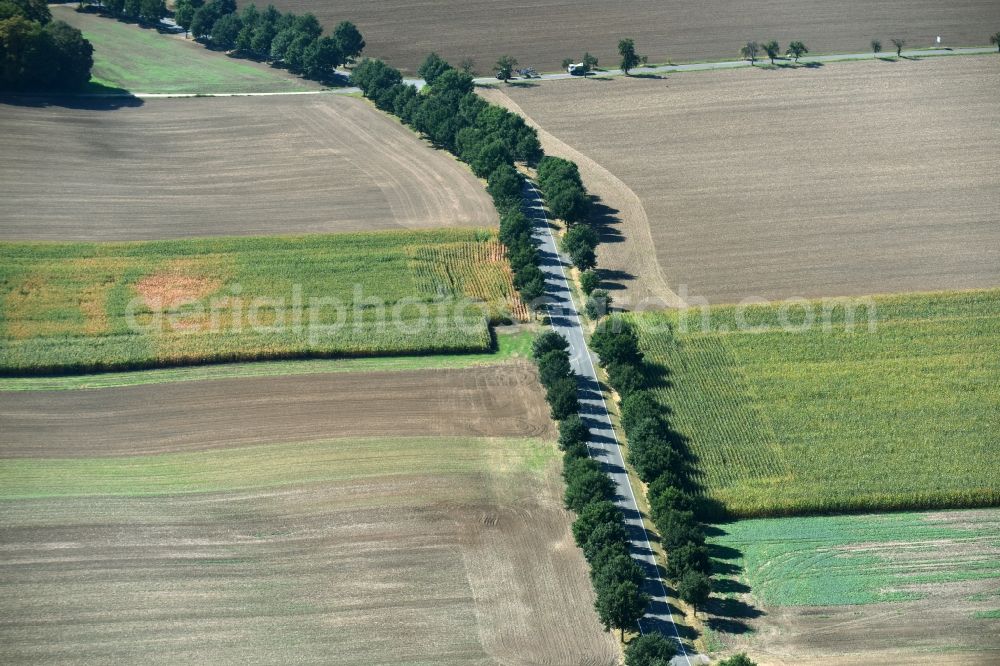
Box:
[265, 0, 1000, 73]
[0, 95, 497, 241]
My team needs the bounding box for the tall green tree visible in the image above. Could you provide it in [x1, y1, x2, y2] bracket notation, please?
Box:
[494, 54, 517, 82]
[418, 51, 452, 84]
[571, 500, 622, 548]
[786, 40, 808, 62]
[302, 36, 341, 80]
[677, 569, 711, 610]
[740, 41, 759, 65]
[173, 0, 201, 36]
[618, 37, 644, 75]
[991, 32, 1000, 53]
[0, 16, 93, 90]
[871, 39, 882, 58]
[595, 580, 649, 641]
[762, 40, 780, 64]
[533, 330, 569, 359]
[624, 632, 677, 666]
[332, 20, 364, 61]
[891, 38, 906, 57]
[137, 0, 166, 24]
[564, 463, 614, 512]
[210, 12, 241, 49]
[0, 0, 50, 24]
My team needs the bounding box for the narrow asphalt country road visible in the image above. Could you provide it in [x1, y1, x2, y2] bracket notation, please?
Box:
[123, 45, 996, 98]
[523, 181, 703, 665]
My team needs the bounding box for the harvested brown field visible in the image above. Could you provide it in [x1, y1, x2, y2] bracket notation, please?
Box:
[499, 56, 1000, 305]
[0, 95, 496, 241]
[265, 0, 1000, 73]
[0, 439, 616, 664]
[0, 363, 615, 663]
[0, 362, 555, 457]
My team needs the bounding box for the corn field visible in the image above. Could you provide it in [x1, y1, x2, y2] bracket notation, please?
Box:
[0, 229, 522, 374]
[625, 289, 1000, 517]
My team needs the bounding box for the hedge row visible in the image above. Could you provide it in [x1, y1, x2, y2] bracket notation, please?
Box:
[531, 331, 650, 642]
[591, 319, 714, 610]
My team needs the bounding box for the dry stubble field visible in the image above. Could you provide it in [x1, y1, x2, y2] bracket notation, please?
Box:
[500, 56, 1000, 304]
[263, 0, 1000, 73]
[0, 95, 496, 241]
[0, 362, 554, 456]
[0, 363, 617, 664]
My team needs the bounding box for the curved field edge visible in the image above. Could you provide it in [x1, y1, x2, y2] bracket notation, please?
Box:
[0, 95, 499, 243]
[0, 229, 529, 375]
[624, 288, 1000, 517]
[53, 6, 316, 94]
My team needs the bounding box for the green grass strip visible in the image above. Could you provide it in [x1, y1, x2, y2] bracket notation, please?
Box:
[0, 330, 533, 391]
[0, 435, 556, 498]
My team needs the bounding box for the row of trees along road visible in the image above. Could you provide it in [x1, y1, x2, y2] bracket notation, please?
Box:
[351, 63, 654, 642]
[532, 331, 652, 642]
[740, 39, 809, 65]
[0, 0, 93, 90]
[177, 0, 364, 81]
[86, 0, 169, 25]
[590, 319, 716, 612]
[351, 53, 544, 307]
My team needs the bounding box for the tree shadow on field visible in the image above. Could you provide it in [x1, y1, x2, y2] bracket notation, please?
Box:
[0, 93, 144, 110]
[589, 198, 624, 244]
[700, 523, 765, 635]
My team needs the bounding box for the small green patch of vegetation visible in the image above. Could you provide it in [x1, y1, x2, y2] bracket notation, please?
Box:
[712, 511, 1000, 607]
[974, 610, 1000, 619]
[626, 290, 1000, 516]
[0, 229, 526, 374]
[53, 7, 310, 94]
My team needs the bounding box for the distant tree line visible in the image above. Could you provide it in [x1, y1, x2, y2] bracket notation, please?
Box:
[0, 0, 93, 90]
[94, 0, 168, 25]
[590, 318, 715, 612]
[531, 331, 651, 641]
[95, 0, 364, 82]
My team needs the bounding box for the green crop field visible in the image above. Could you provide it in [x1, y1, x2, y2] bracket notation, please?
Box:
[706, 510, 1000, 660]
[52, 7, 313, 94]
[626, 289, 1000, 517]
[0, 229, 527, 374]
[711, 511, 1000, 607]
